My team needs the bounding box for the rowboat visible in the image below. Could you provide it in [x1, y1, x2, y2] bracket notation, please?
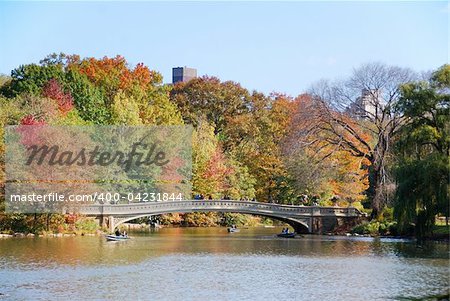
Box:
[277, 232, 296, 238]
[227, 228, 240, 233]
[106, 235, 131, 241]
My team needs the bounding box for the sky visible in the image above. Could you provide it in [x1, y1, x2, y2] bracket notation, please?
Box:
[0, 1, 448, 96]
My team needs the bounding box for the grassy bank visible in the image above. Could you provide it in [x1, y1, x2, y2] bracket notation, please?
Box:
[350, 220, 449, 241]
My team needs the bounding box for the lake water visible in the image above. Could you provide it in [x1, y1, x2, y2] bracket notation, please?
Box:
[0, 227, 448, 301]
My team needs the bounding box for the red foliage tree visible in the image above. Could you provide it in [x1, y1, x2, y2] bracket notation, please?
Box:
[42, 79, 74, 115]
[20, 115, 46, 126]
[18, 115, 47, 147]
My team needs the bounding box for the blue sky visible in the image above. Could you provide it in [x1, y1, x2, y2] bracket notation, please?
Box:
[0, 1, 448, 96]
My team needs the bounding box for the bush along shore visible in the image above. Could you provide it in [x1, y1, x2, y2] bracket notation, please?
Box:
[349, 221, 449, 242]
[1, 212, 448, 242]
[0, 213, 280, 238]
[0, 214, 102, 238]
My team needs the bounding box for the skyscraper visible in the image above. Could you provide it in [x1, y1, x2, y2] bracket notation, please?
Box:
[172, 67, 197, 84]
[347, 89, 382, 119]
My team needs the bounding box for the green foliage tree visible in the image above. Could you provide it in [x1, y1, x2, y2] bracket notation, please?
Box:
[4, 63, 65, 97]
[394, 64, 450, 237]
[111, 90, 142, 125]
[64, 69, 111, 124]
[138, 85, 183, 125]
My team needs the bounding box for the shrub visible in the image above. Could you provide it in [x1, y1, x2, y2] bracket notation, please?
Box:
[351, 221, 398, 236]
[75, 218, 99, 232]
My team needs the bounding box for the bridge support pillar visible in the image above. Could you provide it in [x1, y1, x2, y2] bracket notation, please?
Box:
[311, 217, 322, 234]
[97, 215, 107, 229]
[108, 216, 115, 233]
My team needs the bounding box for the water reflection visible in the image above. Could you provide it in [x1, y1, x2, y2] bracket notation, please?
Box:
[0, 227, 448, 300]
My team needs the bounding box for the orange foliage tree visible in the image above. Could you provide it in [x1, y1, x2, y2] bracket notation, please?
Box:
[283, 94, 370, 206]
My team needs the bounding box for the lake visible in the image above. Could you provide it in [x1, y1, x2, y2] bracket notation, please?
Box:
[0, 227, 448, 300]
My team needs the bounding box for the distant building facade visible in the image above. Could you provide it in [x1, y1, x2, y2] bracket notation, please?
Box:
[172, 67, 197, 84]
[347, 89, 382, 119]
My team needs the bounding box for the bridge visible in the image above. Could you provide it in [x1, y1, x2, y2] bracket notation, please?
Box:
[79, 200, 366, 234]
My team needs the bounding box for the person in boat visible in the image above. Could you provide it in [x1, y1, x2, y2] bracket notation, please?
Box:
[115, 229, 120, 236]
[122, 230, 127, 237]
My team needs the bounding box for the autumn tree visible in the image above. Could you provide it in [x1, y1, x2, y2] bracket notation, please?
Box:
[225, 93, 293, 202]
[192, 120, 256, 199]
[67, 54, 182, 125]
[42, 79, 74, 115]
[192, 121, 229, 198]
[302, 63, 415, 218]
[2, 53, 182, 126]
[170, 76, 251, 134]
[170, 77, 289, 202]
[0, 53, 184, 232]
[283, 94, 369, 206]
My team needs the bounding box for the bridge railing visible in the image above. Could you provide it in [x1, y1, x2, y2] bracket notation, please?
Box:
[76, 200, 365, 217]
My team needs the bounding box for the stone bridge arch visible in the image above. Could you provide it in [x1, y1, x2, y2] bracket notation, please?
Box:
[111, 212, 311, 234]
[78, 200, 365, 234]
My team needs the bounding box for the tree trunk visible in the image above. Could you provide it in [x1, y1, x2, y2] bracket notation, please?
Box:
[369, 133, 389, 220]
[369, 160, 385, 220]
[370, 188, 383, 220]
[46, 214, 50, 231]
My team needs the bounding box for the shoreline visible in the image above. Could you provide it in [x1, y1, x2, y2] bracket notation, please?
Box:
[1, 226, 448, 243]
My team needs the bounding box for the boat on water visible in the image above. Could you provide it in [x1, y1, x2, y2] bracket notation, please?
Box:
[227, 227, 240, 233]
[277, 232, 296, 238]
[106, 235, 131, 241]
